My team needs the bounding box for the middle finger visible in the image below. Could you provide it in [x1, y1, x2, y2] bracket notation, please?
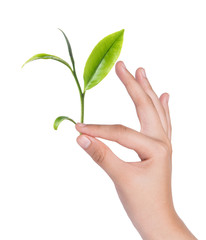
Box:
[135, 68, 168, 134]
[115, 61, 164, 138]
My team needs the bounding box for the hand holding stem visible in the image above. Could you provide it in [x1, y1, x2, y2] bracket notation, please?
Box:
[75, 61, 197, 240]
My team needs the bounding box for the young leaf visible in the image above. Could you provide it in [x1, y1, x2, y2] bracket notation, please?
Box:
[54, 116, 76, 130]
[58, 28, 75, 71]
[83, 29, 124, 91]
[22, 53, 73, 72]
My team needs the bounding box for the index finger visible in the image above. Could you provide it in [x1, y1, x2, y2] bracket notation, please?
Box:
[75, 123, 156, 159]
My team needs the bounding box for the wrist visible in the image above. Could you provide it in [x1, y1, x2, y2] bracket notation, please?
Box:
[136, 208, 197, 240]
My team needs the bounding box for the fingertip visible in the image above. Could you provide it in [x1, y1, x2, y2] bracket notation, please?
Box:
[76, 134, 91, 149]
[115, 61, 126, 73]
[75, 122, 79, 130]
[138, 67, 147, 78]
[136, 67, 143, 72]
[76, 134, 81, 143]
[75, 123, 80, 132]
[75, 122, 87, 131]
[166, 93, 170, 103]
[135, 67, 143, 79]
[165, 93, 170, 102]
[115, 60, 125, 67]
[160, 93, 170, 104]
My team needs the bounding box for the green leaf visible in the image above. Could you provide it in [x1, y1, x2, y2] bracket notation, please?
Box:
[83, 29, 124, 91]
[58, 28, 75, 71]
[53, 116, 76, 130]
[22, 53, 73, 72]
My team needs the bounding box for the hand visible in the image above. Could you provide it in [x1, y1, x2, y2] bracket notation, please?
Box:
[75, 61, 197, 240]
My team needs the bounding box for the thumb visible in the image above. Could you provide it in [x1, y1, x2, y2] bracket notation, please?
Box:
[76, 134, 124, 181]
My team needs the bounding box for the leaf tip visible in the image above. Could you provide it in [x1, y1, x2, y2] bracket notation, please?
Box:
[53, 116, 76, 131]
[119, 29, 125, 38]
[53, 125, 58, 130]
[53, 118, 59, 130]
[21, 62, 26, 68]
[57, 28, 63, 33]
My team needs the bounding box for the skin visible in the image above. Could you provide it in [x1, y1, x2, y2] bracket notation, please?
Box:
[75, 61, 197, 240]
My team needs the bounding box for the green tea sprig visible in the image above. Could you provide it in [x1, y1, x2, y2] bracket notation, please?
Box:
[22, 29, 124, 130]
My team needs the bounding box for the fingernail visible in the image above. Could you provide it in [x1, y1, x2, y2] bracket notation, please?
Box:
[141, 68, 147, 78]
[76, 123, 86, 127]
[77, 136, 91, 149]
[167, 94, 170, 103]
[121, 62, 126, 69]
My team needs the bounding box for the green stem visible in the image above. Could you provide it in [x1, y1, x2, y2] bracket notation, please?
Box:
[81, 91, 85, 123]
[72, 71, 82, 102]
[71, 70, 85, 123]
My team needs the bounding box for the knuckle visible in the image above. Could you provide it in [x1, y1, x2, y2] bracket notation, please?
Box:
[145, 88, 154, 96]
[140, 93, 153, 106]
[91, 148, 106, 164]
[115, 124, 127, 139]
[155, 141, 172, 157]
[124, 78, 133, 89]
[118, 124, 127, 132]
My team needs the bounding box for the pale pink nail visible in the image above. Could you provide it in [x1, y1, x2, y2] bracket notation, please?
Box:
[77, 123, 86, 127]
[121, 62, 126, 69]
[77, 136, 91, 149]
[141, 68, 147, 78]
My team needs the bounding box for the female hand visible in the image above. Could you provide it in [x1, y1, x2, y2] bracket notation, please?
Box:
[75, 61, 196, 240]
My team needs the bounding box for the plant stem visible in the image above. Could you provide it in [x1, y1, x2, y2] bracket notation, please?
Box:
[81, 91, 85, 123]
[71, 70, 85, 123]
[72, 71, 82, 101]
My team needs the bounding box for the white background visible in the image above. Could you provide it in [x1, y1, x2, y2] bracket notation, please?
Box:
[0, 0, 205, 239]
